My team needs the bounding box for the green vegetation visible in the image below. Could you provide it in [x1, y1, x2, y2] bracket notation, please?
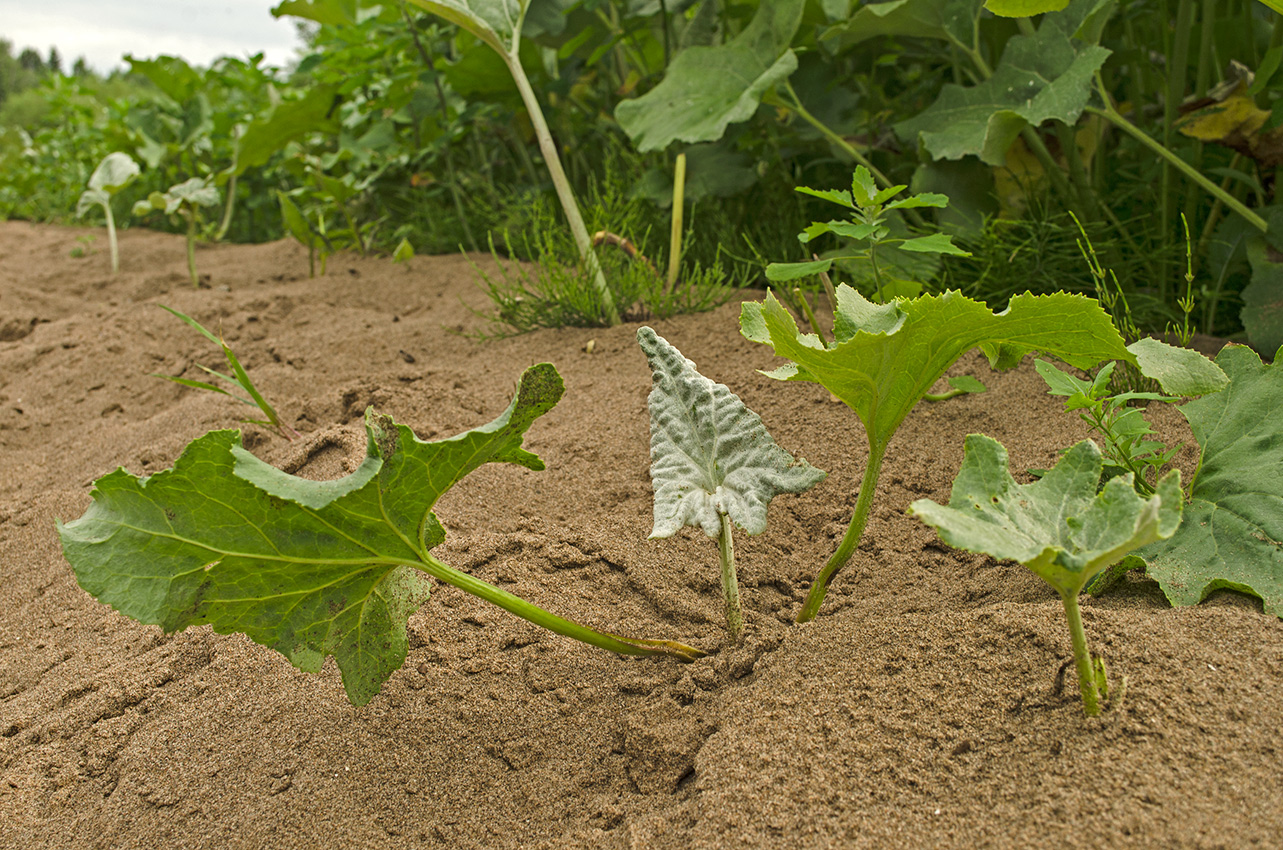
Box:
[58, 364, 703, 706]
[153, 305, 299, 442]
[638, 327, 825, 643]
[3, 1, 1280, 342]
[740, 283, 1133, 622]
[909, 435, 1183, 716]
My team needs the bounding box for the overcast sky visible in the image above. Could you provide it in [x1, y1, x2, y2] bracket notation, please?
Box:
[2, 1, 305, 74]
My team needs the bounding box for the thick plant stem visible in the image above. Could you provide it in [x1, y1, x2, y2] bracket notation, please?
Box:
[797, 438, 888, 623]
[421, 551, 703, 661]
[718, 511, 744, 644]
[1061, 590, 1101, 717]
[105, 206, 120, 275]
[666, 153, 686, 293]
[506, 53, 621, 325]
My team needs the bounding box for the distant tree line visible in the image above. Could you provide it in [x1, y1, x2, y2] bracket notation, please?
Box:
[0, 40, 95, 108]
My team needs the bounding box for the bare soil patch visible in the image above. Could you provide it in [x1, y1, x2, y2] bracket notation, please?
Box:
[1, 221, 1280, 849]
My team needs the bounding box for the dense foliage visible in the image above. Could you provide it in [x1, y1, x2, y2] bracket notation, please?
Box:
[2, 0, 1282, 342]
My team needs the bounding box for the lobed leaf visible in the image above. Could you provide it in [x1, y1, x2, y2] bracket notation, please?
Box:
[1137, 344, 1283, 616]
[58, 364, 564, 705]
[638, 328, 825, 539]
[740, 285, 1133, 449]
[909, 435, 1182, 597]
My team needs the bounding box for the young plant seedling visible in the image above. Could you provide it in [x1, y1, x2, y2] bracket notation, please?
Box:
[741, 284, 1135, 622]
[76, 152, 141, 275]
[277, 190, 333, 278]
[154, 305, 300, 441]
[766, 166, 971, 303]
[133, 177, 222, 286]
[908, 434, 1182, 716]
[638, 328, 825, 643]
[58, 364, 703, 706]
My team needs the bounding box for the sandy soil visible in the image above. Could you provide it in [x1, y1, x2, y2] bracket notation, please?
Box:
[1, 221, 1280, 849]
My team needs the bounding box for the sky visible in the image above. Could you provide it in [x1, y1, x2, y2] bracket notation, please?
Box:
[1, 1, 305, 75]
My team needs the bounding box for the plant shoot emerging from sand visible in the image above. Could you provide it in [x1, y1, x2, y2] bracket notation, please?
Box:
[909, 435, 1182, 716]
[638, 328, 824, 642]
[154, 305, 299, 442]
[740, 285, 1134, 622]
[76, 152, 140, 275]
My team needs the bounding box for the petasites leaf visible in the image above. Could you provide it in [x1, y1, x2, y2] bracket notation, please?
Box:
[894, 4, 1111, 164]
[909, 435, 1183, 596]
[1136, 344, 1283, 616]
[58, 365, 567, 705]
[740, 285, 1133, 447]
[614, 0, 805, 151]
[638, 327, 825, 539]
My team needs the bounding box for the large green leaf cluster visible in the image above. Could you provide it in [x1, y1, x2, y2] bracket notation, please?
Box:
[59, 365, 564, 705]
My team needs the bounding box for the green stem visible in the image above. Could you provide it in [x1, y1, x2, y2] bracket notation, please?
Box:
[1086, 87, 1267, 233]
[505, 51, 621, 325]
[666, 152, 686, 293]
[419, 551, 703, 661]
[1060, 590, 1101, 717]
[718, 511, 744, 644]
[796, 437, 888, 623]
[104, 204, 119, 275]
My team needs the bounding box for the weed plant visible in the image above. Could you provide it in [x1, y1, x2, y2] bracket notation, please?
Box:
[471, 175, 748, 334]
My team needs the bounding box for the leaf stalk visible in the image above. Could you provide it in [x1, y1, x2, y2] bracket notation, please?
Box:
[718, 511, 744, 644]
[796, 437, 888, 623]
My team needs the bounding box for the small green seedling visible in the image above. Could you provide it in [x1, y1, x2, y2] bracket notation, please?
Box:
[741, 284, 1135, 622]
[76, 152, 141, 275]
[58, 363, 703, 706]
[133, 177, 221, 286]
[155, 305, 299, 441]
[766, 166, 971, 303]
[277, 191, 333, 278]
[909, 434, 1183, 716]
[638, 328, 825, 643]
[1035, 337, 1229, 496]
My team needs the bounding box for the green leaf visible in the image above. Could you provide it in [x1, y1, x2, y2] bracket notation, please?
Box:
[795, 186, 855, 209]
[271, 0, 364, 27]
[823, 0, 980, 49]
[740, 285, 1133, 448]
[896, 233, 972, 256]
[403, 0, 531, 55]
[766, 259, 833, 282]
[58, 365, 567, 705]
[638, 328, 825, 538]
[1127, 337, 1230, 397]
[947, 375, 987, 393]
[1136, 344, 1283, 616]
[984, 0, 1070, 15]
[236, 86, 342, 175]
[908, 435, 1182, 597]
[894, 10, 1111, 164]
[1241, 238, 1283, 357]
[614, 0, 805, 151]
[76, 188, 110, 219]
[167, 177, 221, 209]
[87, 152, 141, 194]
[850, 166, 878, 207]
